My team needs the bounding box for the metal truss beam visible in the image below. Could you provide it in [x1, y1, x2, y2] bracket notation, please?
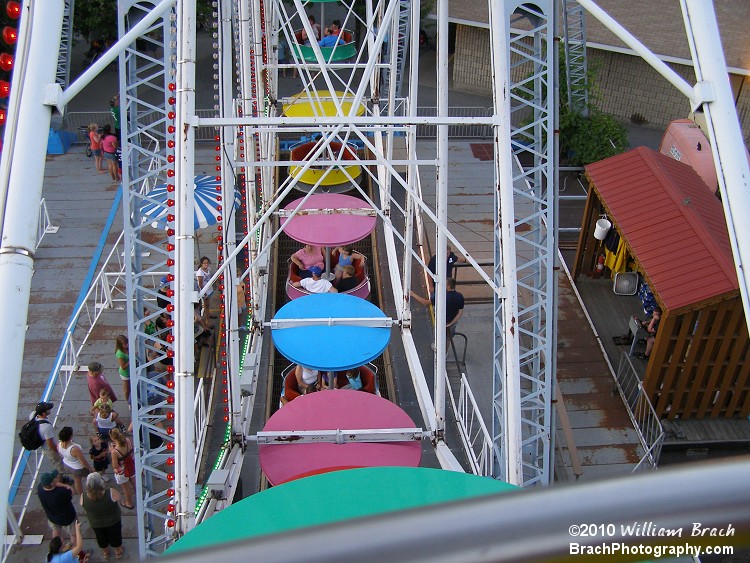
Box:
[118, 0, 181, 557]
[562, 0, 588, 115]
[490, 0, 555, 487]
[56, 0, 74, 89]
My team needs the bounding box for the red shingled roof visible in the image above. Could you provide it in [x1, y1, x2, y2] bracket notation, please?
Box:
[585, 147, 738, 312]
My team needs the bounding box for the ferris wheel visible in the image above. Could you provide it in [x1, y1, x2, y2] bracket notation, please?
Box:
[0, 0, 748, 558]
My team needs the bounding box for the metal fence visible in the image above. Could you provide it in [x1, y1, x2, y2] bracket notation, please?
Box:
[65, 109, 221, 143]
[416, 106, 493, 138]
[614, 352, 665, 470]
[66, 107, 496, 142]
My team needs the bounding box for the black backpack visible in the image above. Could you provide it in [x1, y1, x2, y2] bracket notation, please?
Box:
[19, 418, 50, 450]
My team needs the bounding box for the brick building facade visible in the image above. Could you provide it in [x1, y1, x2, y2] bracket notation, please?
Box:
[441, 2, 750, 142]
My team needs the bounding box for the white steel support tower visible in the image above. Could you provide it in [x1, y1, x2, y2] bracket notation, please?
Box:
[489, 0, 556, 487]
[56, 0, 74, 89]
[381, 0, 410, 99]
[117, 0, 188, 556]
[561, 0, 588, 115]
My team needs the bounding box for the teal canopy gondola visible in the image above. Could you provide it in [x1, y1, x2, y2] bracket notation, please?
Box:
[292, 29, 356, 63]
[166, 467, 519, 556]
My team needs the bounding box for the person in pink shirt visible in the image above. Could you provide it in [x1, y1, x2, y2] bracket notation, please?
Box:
[88, 123, 106, 174]
[100, 124, 120, 183]
[291, 244, 324, 279]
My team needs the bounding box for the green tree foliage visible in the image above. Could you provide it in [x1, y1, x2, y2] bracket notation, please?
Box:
[73, 1, 215, 42]
[558, 50, 627, 166]
[74, 0, 117, 41]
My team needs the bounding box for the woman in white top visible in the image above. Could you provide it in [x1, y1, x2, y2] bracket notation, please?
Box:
[294, 365, 321, 393]
[58, 426, 93, 495]
[93, 404, 120, 438]
[195, 256, 213, 326]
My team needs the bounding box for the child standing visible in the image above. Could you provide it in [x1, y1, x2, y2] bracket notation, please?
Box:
[89, 434, 110, 480]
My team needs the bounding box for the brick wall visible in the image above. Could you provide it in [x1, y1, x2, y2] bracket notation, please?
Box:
[452, 25, 493, 91]
[451, 26, 750, 142]
[736, 76, 750, 143]
[588, 49, 693, 127]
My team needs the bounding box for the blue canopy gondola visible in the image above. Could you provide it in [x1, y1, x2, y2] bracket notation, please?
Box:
[271, 293, 390, 371]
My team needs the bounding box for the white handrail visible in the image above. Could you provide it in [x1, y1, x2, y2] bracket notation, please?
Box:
[447, 373, 494, 476]
[36, 197, 58, 249]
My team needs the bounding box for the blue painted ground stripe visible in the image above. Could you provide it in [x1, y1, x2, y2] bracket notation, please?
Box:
[8, 185, 122, 505]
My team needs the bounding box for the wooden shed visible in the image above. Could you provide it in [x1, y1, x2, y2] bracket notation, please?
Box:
[572, 146, 750, 419]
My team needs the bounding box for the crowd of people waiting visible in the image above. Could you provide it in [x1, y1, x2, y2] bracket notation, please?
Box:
[28, 252, 231, 559]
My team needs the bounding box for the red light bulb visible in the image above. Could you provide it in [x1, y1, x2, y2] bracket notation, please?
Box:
[0, 80, 8, 98]
[6, 2, 20, 19]
[3, 26, 17, 45]
[0, 53, 13, 72]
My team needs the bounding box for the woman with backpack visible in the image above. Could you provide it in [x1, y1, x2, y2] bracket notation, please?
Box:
[100, 124, 120, 183]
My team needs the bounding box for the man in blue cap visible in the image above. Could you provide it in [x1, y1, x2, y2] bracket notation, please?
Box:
[37, 469, 77, 543]
[292, 266, 337, 294]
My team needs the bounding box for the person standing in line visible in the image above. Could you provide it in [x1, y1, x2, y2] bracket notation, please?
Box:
[93, 403, 121, 439]
[109, 428, 135, 509]
[100, 124, 120, 183]
[109, 94, 120, 141]
[427, 244, 467, 292]
[87, 362, 118, 406]
[90, 388, 114, 416]
[87, 123, 106, 174]
[37, 469, 77, 544]
[410, 277, 465, 334]
[88, 434, 110, 480]
[46, 519, 84, 563]
[114, 335, 130, 405]
[195, 256, 215, 326]
[58, 427, 93, 495]
[80, 472, 124, 560]
[29, 401, 65, 474]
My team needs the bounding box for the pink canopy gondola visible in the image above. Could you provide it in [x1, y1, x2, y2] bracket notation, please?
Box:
[259, 390, 421, 486]
[281, 193, 375, 300]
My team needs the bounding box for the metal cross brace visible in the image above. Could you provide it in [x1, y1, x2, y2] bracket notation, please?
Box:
[252, 427, 426, 444]
[267, 317, 394, 329]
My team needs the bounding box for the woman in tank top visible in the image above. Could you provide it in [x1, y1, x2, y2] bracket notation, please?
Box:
[93, 404, 120, 439]
[58, 426, 93, 495]
[333, 245, 364, 285]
